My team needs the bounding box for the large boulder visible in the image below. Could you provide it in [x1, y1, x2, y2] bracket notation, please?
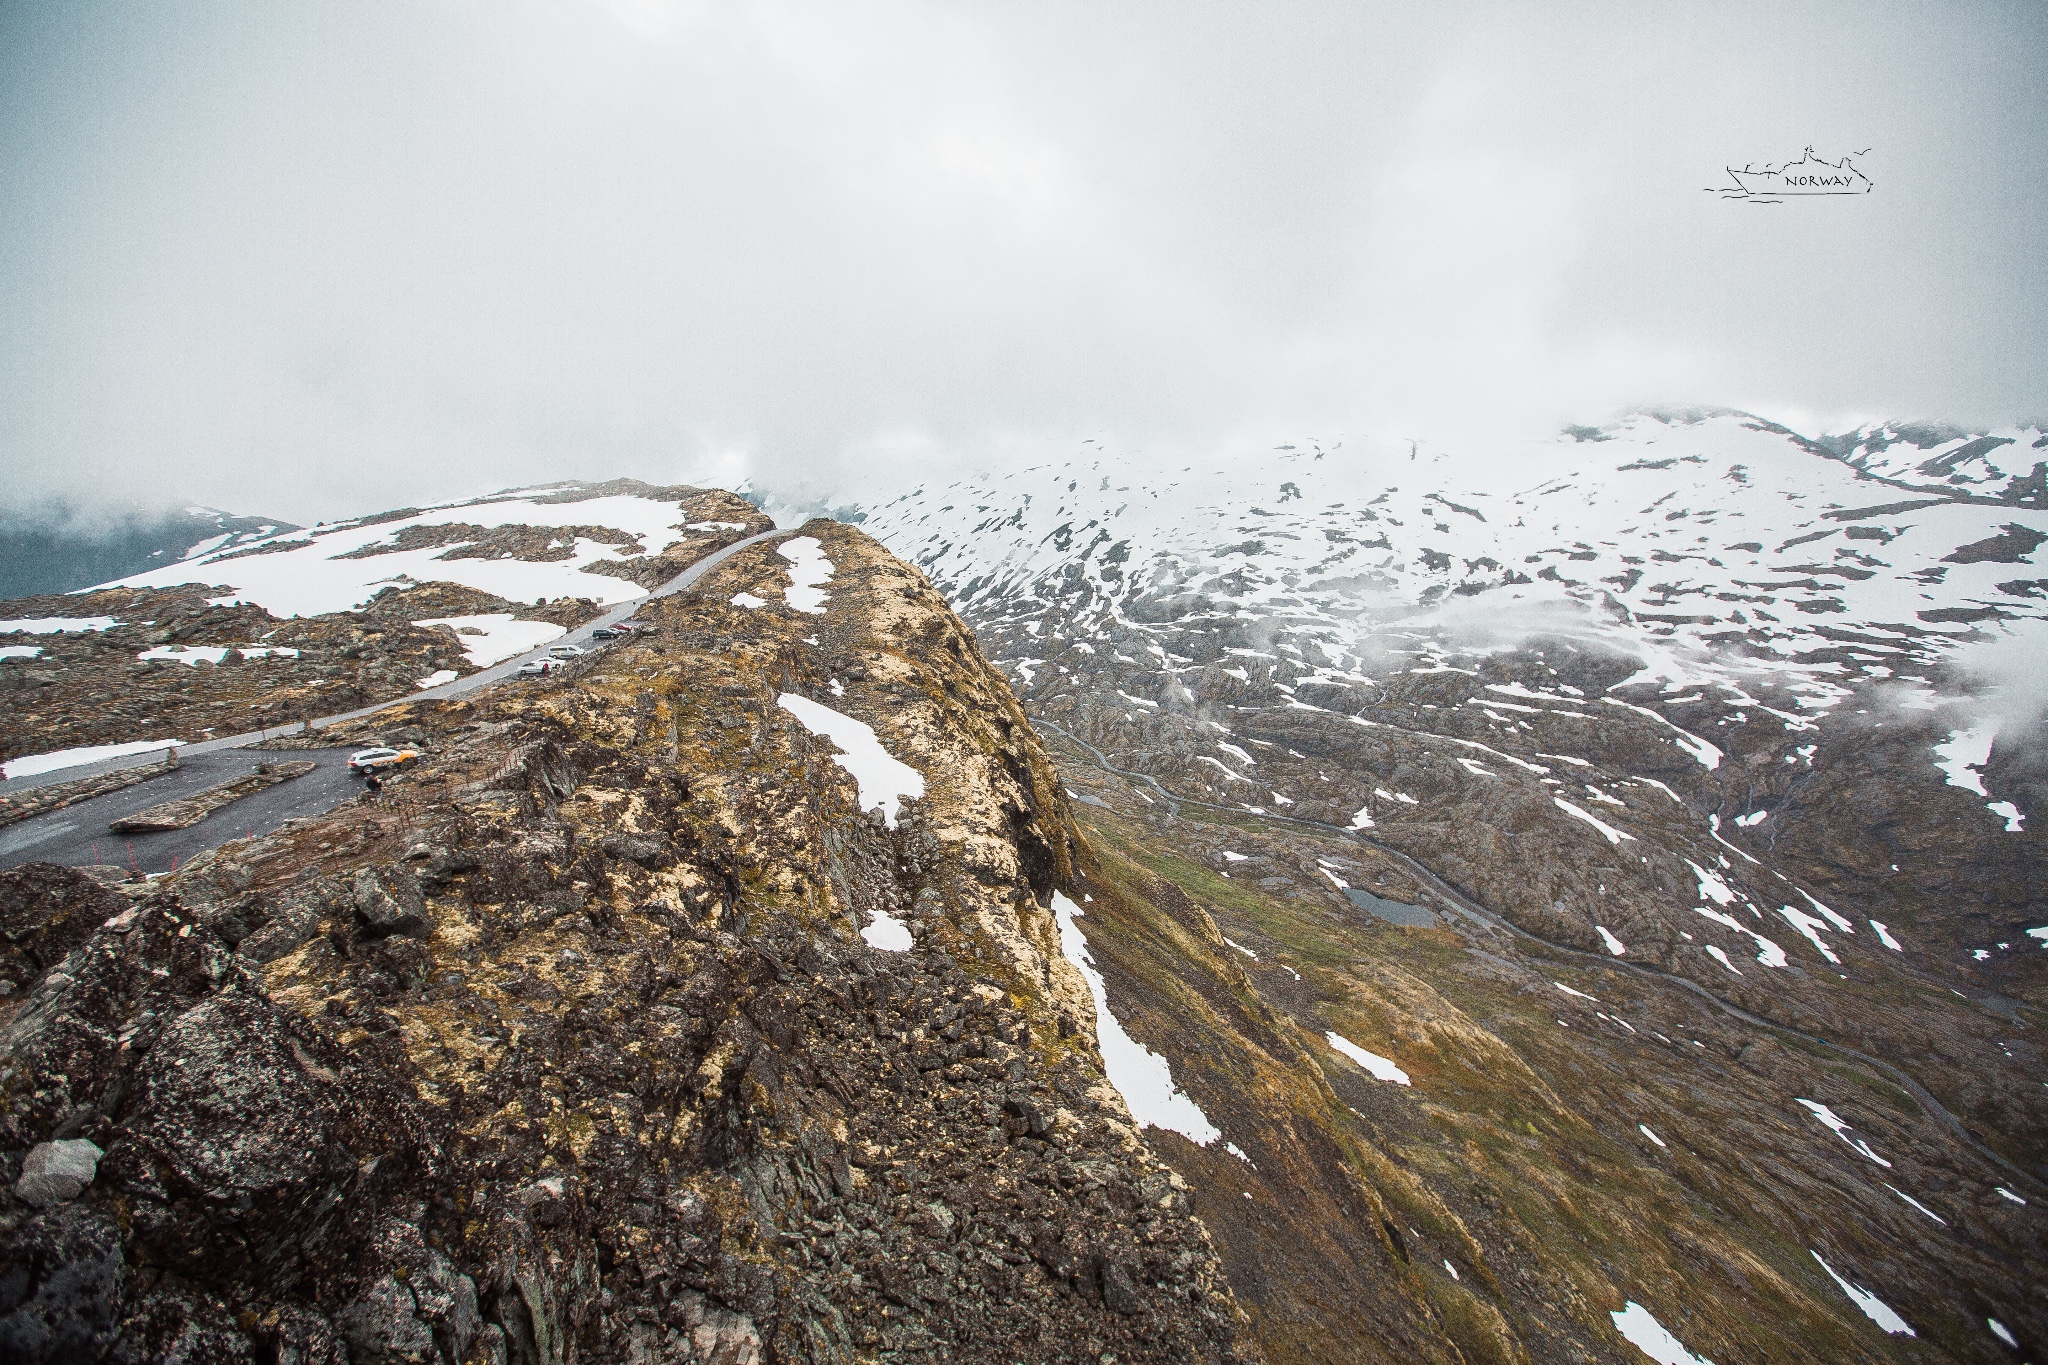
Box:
[99, 989, 440, 1296]
[0, 897, 241, 1152]
[0, 863, 126, 999]
[1, 892, 444, 1359]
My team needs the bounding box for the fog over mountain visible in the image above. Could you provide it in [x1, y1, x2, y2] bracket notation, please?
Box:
[2, 1, 2044, 523]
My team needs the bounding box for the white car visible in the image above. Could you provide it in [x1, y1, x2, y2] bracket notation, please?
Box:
[515, 659, 553, 677]
[546, 644, 587, 659]
[348, 746, 419, 775]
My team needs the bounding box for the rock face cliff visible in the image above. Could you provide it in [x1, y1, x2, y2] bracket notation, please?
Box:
[833, 416, 2048, 1362]
[0, 523, 1251, 1364]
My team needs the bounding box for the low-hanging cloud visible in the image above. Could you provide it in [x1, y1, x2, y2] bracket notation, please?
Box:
[1, 1, 2043, 527]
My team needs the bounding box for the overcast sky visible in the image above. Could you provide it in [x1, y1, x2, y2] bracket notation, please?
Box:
[3, 0, 2043, 525]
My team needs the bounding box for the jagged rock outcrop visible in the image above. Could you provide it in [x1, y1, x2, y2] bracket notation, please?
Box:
[0, 522, 1254, 1364]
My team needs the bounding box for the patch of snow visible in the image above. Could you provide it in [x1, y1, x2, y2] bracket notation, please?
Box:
[729, 592, 768, 609]
[1223, 936, 1259, 960]
[1797, 889, 1854, 933]
[1883, 1183, 1947, 1225]
[138, 644, 296, 665]
[1554, 797, 1633, 844]
[1, 616, 118, 634]
[1810, 1252, 1914, 1336]
[1797, 1099, 1891, 1167]
[1934, 726, 1993, 796]
[777, 693, 926, 829]
[1693, 907, 1787, 967]
[135, 645, 229, 665]
[1871, 920, 1904, 951]
[1225, 1142, 1252, 1164]
[776, 536, 834, 613]
[1443, 1259, 1459, 1280]
[1220, 850, 1248, 862]
[415, 614, 566, 667]
[860, 911, 914, 952]
[686, 520, 749, 531]
[1687, 860, 1738, 906]
[1325, 1031, 1410, 1085]
[1610, 1301, 1715, 1365]
[0, 645, 43, 660]
[1987, 800, 2025, 832]
[112, 492, 692, 616]
[1196, 755, 1255, 783]
[1774, 904, 1841, 964]
[1989, 1319, 2017, 1349]
[3, 739, 184, 780]
[1555, 981, 1599, 1001]
[1601, 697, 1723, 769]
[1704, 945, 1741, 976]
[1639, 1124, 1666, 1147]
[416, 670, 459, 689]
[1597, 926, 1627, 955]
[1995, 1186, 2027, 1205]
[1349, 803, 1376, 829]
[1052, 892, 1221, 1144]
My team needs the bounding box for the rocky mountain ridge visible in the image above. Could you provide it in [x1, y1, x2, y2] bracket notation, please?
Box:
[1, 521, 1257, 1364]
[1, 449, 2043, 1363]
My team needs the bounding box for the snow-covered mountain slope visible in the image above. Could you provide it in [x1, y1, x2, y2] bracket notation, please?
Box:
[849, 411, 2048, 825]
[860, 410, 2047, 701]
[836, 410, 2047, 1184]
[0, 481, 772, 768]
[100, 479, 770, 618]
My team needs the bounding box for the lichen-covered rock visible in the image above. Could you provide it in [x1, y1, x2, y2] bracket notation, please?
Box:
[0, 897, 242, 1152]
[0, 863, 124, 1000]
[99, 988, 439, 1296]
[0, 519, 1259, 1365]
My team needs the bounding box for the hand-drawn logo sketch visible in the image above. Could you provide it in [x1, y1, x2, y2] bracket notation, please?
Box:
[1707, 145, 1873, 204]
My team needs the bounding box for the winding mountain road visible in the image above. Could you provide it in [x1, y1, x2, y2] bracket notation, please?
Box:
[0, 528, 787, 874]
[1035, 716, 2046, 1196]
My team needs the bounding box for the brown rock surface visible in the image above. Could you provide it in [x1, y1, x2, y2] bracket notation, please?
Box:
[0, 522, 1254, 1364]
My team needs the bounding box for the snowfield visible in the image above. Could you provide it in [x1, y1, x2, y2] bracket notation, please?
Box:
[101, 490, 707, 618]
[776, 536, 835, 613]
[415, 614, 566, 667]
[1609, 1301, 1715, 1365]
[1, 616, 120, 634]
[775, 693, 926, 828]
[1325, 1030, 1411, 1085]
[1053, 892, 1222, 1145]
[845, 411, 2045, 829]
[3, 739, 184, 781]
